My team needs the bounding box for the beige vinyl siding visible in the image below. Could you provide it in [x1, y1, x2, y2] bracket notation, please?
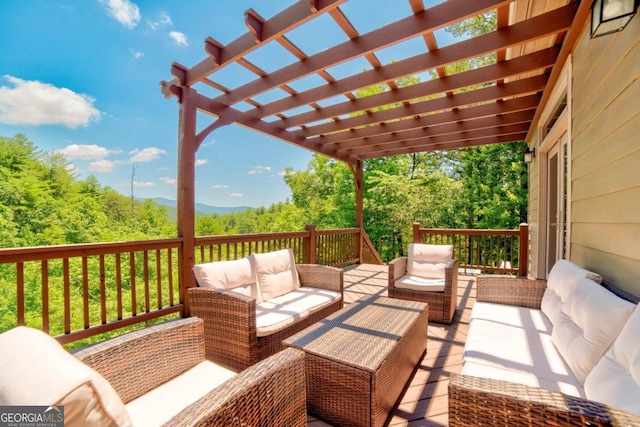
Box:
[527, 128, 541, 278]
[569, 15, 640, 296]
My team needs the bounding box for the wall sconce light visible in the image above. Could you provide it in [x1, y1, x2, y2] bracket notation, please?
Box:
[524, 147, 535, 165]
[591, 0, 638, 38]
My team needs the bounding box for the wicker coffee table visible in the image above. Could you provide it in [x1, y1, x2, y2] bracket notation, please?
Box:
[283, 295, 428, 427]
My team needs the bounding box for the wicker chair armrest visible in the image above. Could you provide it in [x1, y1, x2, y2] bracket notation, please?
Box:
[187, 287, 257, 370]
[476, 275, 547, 309]
[449, 374, 640, 426]
[165, 348, 307, 427]
[74, 317, 205, 404]
[445, 259, 459, 296]
[297, 264, 344, 293]
[388, 256, 408, 283]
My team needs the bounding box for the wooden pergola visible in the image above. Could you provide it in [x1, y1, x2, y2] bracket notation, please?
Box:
[161, 0, 588, 300]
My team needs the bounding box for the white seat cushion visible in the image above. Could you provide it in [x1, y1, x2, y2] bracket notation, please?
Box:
[125, 361, 236, 427]
[407, 243, 453, 279]
[254, 249, 300, 301]
[394, 275, 445, 292]
[465, 302, 583, 396]
[551, 277, 635, 384]
[461, 361, 585, 398]
[193, 257, 262, 303]
[255, 301, 309, 337]
[0, 327, 132, 426]
[266, 287, 341, 315]
[585, 304, 640, 416]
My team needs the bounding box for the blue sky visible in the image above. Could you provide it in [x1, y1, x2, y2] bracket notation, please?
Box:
[0, 0, 449, 207]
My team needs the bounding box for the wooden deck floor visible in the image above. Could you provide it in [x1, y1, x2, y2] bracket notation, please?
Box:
[307, 263, 477, 427]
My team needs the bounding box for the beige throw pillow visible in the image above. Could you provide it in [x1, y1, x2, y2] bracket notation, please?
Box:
[253, 249, 300, 301]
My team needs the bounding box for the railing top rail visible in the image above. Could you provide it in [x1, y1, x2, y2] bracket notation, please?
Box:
[0, 238, 183, 264]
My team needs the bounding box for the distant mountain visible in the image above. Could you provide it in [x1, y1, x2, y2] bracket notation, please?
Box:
[138, 197, 253, 220]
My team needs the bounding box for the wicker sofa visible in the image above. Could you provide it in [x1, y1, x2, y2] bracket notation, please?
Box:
[189, 248, 344, 371]
[0, 317, 307, 426]
[449, 260, 640, 426]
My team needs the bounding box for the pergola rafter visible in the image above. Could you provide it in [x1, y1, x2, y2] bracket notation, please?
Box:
[163, 0, 589, 297]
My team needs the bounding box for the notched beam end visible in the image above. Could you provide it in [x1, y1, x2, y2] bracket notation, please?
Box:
[160, 80, 183, 102]
[245, 9, 266, 43]
[309, 0, 320, 12]
[171, 62, 188, 86]
[204, 37, 224, 66]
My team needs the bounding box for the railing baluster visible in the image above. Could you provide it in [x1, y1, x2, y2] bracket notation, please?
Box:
[129, 252, 137, 317]
[168, 249, 174, 306]
[143, 250, 150, 313]
[82, 256, 89, 329]
[99, 255, 107, 325]
[63, 258, 70, 334]
[41, 260, 49, 333]
[156, 249, 162, 310]
[16, 262, 24, 326]
[115, 253, 123, 320]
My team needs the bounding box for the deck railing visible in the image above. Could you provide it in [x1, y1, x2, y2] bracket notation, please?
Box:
[413, 222, 529, 276]
[0, 226, 381, 345]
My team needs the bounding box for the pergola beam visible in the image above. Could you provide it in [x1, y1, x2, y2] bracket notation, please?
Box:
[216, 0, 511, 105]
[297, 74, 548, 139]
[271, 47, 558, 129]
[246, 4, 575, 119]
[308, 95, 540, 146]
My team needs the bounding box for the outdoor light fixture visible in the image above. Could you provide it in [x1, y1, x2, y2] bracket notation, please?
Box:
[524, 147, 535, 165]
[591, 0, 638, 38]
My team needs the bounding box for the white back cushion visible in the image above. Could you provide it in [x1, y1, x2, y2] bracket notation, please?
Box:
[407, 243, 453, 279]
[254, 249, 300, 301]
[541, 259, 602, 325]
[193, 257, 262, 303]
[0, 327, 132, 426]
[585, 304, 640, 415]
[551, 277, 635, 384]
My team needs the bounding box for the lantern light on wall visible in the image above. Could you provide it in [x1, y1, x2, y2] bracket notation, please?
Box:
[524, 147, 535, 165]
[591, 0, 638, 38]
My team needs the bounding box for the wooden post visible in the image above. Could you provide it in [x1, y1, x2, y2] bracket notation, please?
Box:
[413, 222, 421, 243]
[518, 223, 529, 277]
[354, 160, 364, 263]
[177, 86, 197, 316]
[304, 224, 316, 264]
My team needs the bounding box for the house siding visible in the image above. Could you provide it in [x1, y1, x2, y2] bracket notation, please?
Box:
[568, 16, 640, 295]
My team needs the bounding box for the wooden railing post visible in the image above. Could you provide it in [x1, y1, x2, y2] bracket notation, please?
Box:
[413, 222, 421, 243]
[304, 224, 316, 264]
[518, 223, 529, 277]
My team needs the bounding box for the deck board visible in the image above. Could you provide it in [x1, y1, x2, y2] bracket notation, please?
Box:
[307, 263, 477, 426]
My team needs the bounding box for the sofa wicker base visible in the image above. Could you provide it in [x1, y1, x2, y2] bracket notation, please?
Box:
[284, 295, 428, 427]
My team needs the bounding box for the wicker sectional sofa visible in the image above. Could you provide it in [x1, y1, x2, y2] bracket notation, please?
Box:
[449, 260, 640, 426]
[189, 248, 344, 371]
[0, 317, 307, 426]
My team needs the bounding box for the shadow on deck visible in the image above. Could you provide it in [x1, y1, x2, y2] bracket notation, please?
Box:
[307, 263, 477, 427]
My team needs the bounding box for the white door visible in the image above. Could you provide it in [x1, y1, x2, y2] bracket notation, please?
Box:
[546, 131, 568, 275]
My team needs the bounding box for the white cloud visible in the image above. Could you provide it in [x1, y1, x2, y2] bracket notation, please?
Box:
[160, 176, 177, 185]
[169, 31, 188, 46]
[100, 0, 141, 29]
[133, 181, 154, 187]
[229, 193, 243, 198]
[201, 138, 215, 147]
[58, 144, 117, 161]
[248, 165, 272, 175]
[149, 13, 172, 29]
[0, 75, 101, 128]
[132, 50, 144, 59]
[129, 147, 167, 163]
[211, 184, 230, 190]
[89, 160, 118, 173]
[195, 159, 208, 167]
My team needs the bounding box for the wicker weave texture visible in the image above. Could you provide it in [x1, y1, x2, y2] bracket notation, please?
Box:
[388, 257, 458, 324]
[284, 296, 428, 427]
[476, 275, 547, 308]
[449, 374, 640, 426]
[74, 317, 205, 403]
[189, 263, 344, 371]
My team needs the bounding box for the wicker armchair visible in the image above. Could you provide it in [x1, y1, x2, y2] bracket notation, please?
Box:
[74, 317, 307, 426]
[388, 243, 458, 324]
[189, 263, 344, 371]
[449, 274, 640, 426]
